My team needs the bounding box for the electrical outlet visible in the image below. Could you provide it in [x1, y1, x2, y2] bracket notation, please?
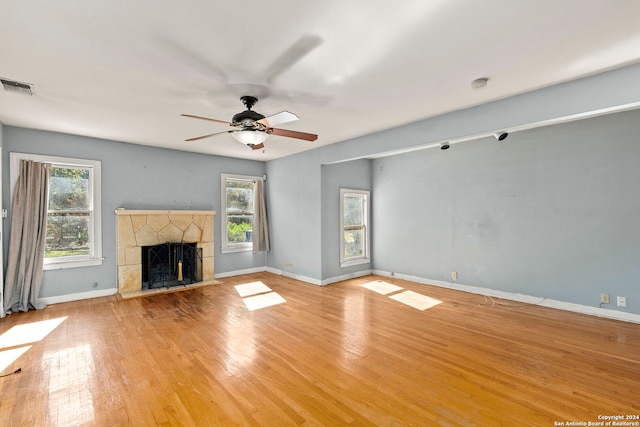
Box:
[600, 293, 610, 304]
[452, 272, 458, 280]
[617, 296, 626, 307]
[284, 262, 293, 267]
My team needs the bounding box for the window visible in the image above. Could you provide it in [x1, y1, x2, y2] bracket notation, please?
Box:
[340, 189, 370, 267]
[10, 153, 102, 270]
[221, 174, 261, 253]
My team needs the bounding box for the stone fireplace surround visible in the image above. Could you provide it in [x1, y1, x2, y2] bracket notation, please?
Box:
[116, 209, 218, 298]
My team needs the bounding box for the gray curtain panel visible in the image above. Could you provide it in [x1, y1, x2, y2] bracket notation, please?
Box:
[3, 160, 50, 314]
[252, 179, 270, 252]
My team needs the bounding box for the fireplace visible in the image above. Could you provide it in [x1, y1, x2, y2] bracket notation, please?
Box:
[115, 209, 218, 298]
[142, 242, 202, 289]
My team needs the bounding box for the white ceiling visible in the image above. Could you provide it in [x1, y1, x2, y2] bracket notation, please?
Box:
[1, 1, 640, 161]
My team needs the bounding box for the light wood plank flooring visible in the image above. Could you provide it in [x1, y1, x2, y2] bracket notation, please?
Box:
[1, 272, 638, 426]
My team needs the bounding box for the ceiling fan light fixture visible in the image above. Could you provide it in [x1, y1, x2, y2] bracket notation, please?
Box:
[233, 129, 269, 146]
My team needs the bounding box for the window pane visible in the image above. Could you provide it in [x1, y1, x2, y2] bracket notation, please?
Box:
[46, 213, 90, 258]
[49, 167, 90, 211]
[226, 181, 254, 213]
[224, 178, 255, 247]
[227, 214, 253, 243]
[344, 228, 364, 259]
[340, 189, 369, 267]
[46, 166, 92, 259]
[344, 196, 363, 226]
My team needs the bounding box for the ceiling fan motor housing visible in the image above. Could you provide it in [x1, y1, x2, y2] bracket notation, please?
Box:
[232, 109, 265, 127]
[232, 95, 266, 128]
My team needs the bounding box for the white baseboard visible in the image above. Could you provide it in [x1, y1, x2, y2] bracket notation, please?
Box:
[266, 268, 373, 286]
[41, 288, 118, 305]
[265, 267, 322, 286]
[321, 269, 373, 286]
[372, 270, 640, 324]
[265, 266, 280, 276]
[48, 269, 637, 324]
[214, 267, 267, 278]
[216, 266, 323, 286]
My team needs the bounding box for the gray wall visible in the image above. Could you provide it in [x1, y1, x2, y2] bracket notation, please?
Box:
[264, 154, 372, 283]
[265, 149, 323, 280]
[372, 109, 640, 314]
[321, 159, 372, 280]
[260, 62, 640, 315]
[2, 126, 266, 298]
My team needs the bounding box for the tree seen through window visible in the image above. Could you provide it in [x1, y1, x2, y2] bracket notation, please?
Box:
[226, 180, 254, 243]
[46, 166, 91, 258]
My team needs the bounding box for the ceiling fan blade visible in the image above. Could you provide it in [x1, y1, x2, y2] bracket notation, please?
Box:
[269, 127, 318, 141]
[256, 111, 299, 127]
[185, 130, 235, 142]
[158, 37, 228, 86]
[263, 35, 322, 84]
[250, 143, 265, 151]
[181, 114, 232, 125]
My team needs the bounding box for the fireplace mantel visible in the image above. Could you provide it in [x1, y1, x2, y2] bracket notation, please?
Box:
[115, 209, 215, 216]
[116, 208, 218, 298]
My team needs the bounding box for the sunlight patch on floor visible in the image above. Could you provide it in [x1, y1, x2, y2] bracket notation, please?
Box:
[44, 343, 95, 425]
[0, 316, 68, 374]
[361, 281, 442, 311]
[361, 280, 404, 295]
[242, 292, 287, 311]
[235, 281, 272, 297]
[0, 345, 31, 373]
[0, 317, 67, 349]
[235, 281, 286, 311]
[390, 290, 442, 311]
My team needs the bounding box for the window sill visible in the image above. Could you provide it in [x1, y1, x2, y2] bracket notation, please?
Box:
[340, 258, 370, 268]
[43, 258, 103, 270]
[221, 246, 252, 254]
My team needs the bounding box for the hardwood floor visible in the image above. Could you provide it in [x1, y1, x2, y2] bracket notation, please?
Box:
[1, 272, 638, 426]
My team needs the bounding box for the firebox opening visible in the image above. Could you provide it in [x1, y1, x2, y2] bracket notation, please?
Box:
[141, 242, 202, 290]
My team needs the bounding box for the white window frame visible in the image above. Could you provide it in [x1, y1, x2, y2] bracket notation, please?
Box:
[221, 173, 262, 253]
[10, 152, 103, 270]
[340, 188, 370, 268]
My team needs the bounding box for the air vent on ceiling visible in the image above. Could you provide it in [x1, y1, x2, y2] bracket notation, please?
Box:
[1, 78, 34, 95]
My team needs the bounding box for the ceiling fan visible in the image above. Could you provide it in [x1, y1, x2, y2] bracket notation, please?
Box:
[182, 95, 318, 150]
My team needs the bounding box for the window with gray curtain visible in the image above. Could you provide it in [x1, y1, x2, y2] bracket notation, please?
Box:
[9, 153, 103, 270]
[221, 174, 269, 253]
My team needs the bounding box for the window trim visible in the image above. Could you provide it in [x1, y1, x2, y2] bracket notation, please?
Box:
[221, 173, 262, 254]
[340, 188, 371, 268]
[10, 152, 103, 270]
